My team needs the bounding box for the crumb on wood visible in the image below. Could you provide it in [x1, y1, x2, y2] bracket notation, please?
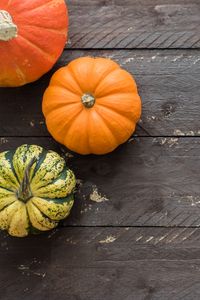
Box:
[123, 57, 134, 64]
[167, 138, 178, 147]
[146, 115, 156, 121]
[18, 265, 30, 270]
[99, 235, 116, 244]
[90, 186, 109, 203]
[65, 152, 74, 159]
[0, 138, 8, 144]
[76, 179, 83, 186]
[174, 129, 195, 136]
[30, 121, 34, 127]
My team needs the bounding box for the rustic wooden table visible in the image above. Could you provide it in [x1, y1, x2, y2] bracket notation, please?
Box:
[0, 0, 200, 299]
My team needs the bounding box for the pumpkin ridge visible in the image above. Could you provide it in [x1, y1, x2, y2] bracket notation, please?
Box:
[47, 106, 84, 143]
[94, 68, 125, 95]
[42, 193, 74, 204]
[5, 150, 21, 185]
[31, 195, 73, 221]
[30, 148, 47, 179]
[32, 165, 69, 191]
[14, 0, 61, 14]
[96, 102, 140, 123]
[33, 168, 75, 198]
[22, 24, 67, 34]
[67, 65, 84, 93]
[0, 186, 15, 194]
[2, 201, 20, 231]
[31, 155, 66, 189]
[0, 199, 17, 213]
[45, 102, 83, 119]
[95, 105, 133, 140]
[27, 201, 57, 230]
[92, 59, 120, 91]
[8, 203, 29, 237]
[18, 34, 55, 62]
[91, 109, 119, 145]
[0, 153, 20, 191]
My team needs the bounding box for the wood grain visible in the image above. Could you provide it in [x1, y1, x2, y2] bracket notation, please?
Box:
[0, 136, 200, 228]
[67, 0, 200, 49]
[0, 49, 200, 137]
[1, 227, 200, 300]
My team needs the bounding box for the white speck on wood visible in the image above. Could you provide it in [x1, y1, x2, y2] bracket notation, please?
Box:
[151, 56, 156, 60]
[124, 57, 134, 64]
[136, 236, 143, 242]
[174, 129, 196, 136]
[153, 232, 171, 245]
[146, 236, 154, 243]
[160, 138, 167, 145]
[166, 232, 181, 243]
[154, 4, 183, 13]
[99, 236, 116, 244]
[181, 229, 197, 241]
[185, 195, 200, 207]
[186, 131, 195, 136]
[127, 27, 133, 31]
[18, 265, 29, 270]
[30, 121, 34, 127]
[33, 272, 46, 278]
[147, 115, 156, 121]
[90, 186, 109, 203]
[76, 179, 83, 187]
[47, 228, 58, 238]
[168, 138, 178, 147]
[0, 138, 8, 144]
[174, 129, 185, 136]
[172, 55, 183, 62]
[65, 152, 74, 159]
[193, 58, 200, 64]
[128, 137, 135, 143]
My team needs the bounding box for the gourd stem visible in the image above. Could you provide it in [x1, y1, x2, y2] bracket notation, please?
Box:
[0, 10, 17, 41]
[17, 158, 37, 202]
[81, 93, 95, 108]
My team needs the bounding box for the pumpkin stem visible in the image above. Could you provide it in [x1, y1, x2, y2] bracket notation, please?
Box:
[0, 10, 17, 41]
[81, 93, 95, 108]
[17, 158, 37, 202]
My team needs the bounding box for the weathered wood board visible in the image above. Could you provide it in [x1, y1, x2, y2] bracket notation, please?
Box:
[0, 49, 200, 137]
[67, 0, 200, 49]
[1, 227, 200, 300]
[0, 137, 200, 228]
[1, 1, 200, 299]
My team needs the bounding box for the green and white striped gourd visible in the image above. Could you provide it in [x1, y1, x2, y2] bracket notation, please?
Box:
[0, 144, 76, 237]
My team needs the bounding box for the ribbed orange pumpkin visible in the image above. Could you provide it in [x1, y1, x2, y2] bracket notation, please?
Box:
[42, 57, 142, 155]
[0, 0, 68, 87]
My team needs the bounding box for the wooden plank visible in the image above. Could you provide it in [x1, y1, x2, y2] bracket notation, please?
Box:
[67, 0, 200, 49]
[0, 136, 200, 227]
[0, 49, 200, 137]
[1, 227, 200, 300]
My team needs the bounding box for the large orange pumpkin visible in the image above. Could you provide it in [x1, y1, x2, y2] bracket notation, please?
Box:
[42, 57, 142, 155]
[0, 0, 68, 87]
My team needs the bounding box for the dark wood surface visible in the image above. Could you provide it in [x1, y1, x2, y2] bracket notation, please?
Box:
[67, 0, 200, 49]
[1, 50, 200, 137]
[0, 0, 200, 299]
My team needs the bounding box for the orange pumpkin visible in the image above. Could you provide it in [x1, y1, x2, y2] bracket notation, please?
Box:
[42, 57, 142, 155]
[0, 0, 68, 87]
